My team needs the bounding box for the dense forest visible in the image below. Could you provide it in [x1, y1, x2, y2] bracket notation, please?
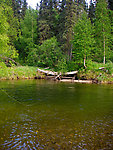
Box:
[0, 0, 113, 73]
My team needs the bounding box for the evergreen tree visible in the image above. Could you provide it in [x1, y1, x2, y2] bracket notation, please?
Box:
[58, 0, 77, 60]
[64, 0, 77, 60]
[88, 0, 95, 23]
[15, 8, 38, 61]
[38, 0, 51, 44]
[57, 0, 66, 46]
[73, 12, 95, 68]
[11, 0, 27, 20]
[21, 0, 27, 18]
[38, 0, 59, 44]
[76, 0, 86, 18]
[95, 0, 112, 64]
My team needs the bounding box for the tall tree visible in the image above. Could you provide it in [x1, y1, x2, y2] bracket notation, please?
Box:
[38, 0, 59, 44]
[38, 0, 51, 44]
[0, 3, 18, 60]
[76, 0, 86, 18]
[21, 0, 27, 18]
[11, 0, 27, 20]
[95, 0, 112, 64]
[64, 0, 77, 60]
[15, 8, 38, 61]
[58, 0, 77, 60]
[57, 0, 66, 46]
[88, 0, 95, 23]
[72, 12, 95, 68]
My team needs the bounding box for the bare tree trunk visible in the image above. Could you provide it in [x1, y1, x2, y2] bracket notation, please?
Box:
[103, 35, 105, 64]
[103, 27, 106, 65]
[84, 56, 86, 68]
[69, 44, 72, 61]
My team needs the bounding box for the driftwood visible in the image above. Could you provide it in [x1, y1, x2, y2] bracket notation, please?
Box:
[65, 71, 78, 76]
[99, 67, 105, 70]
[37, 68, 58, 76]
[37, 68, 78, 76]
[61, 79, 92, 83]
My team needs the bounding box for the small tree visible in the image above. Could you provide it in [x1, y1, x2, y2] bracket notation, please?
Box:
[72, 12, 95, 68]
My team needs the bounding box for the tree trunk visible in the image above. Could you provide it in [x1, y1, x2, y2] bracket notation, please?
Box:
[103, 35, 105, 64]
[84, 56, 86, 68]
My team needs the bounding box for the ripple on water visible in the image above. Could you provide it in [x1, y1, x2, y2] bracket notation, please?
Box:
[1, 121, 41, 150]
[1, 119, 113, 150]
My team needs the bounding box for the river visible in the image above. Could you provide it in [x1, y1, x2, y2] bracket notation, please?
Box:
[0, 80, 113, 149]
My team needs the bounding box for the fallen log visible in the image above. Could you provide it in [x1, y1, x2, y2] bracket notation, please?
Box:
[61, 79, 92, 83]
[64, 71, 78, 76]
[37, 68, 78, 76]
[37, 68, 58, 76]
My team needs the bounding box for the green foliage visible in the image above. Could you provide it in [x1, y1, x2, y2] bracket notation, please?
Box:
[57, 58, 67, 73]
[25, 37, 62, 68]
[85, 60, 113, 75]
[26, 45, 39, 66]
[0, 4, 18, 59]
[72, 12, 95, 67]
[0, 62, 7, 69]
[0, 0, 113, 81]
[14, 8, 38, 61]
[38, 37, 62, 68]
[94, 0, 112, 64]
[105, 61, 113, 74]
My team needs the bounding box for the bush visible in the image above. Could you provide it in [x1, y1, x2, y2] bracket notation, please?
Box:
[37, 37, 63, 68]
[105, 60, 113, 74]
[56, 58, 67, 73]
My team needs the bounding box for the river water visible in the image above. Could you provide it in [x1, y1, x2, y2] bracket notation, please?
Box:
[0, 80, 113, 149]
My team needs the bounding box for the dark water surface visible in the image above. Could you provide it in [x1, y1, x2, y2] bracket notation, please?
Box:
[0, 80, 113, 149]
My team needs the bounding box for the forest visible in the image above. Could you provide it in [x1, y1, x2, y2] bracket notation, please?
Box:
[0, 0, 113, 80]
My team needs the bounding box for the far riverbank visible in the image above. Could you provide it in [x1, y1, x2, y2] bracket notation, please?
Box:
[0, 66, 113, 84]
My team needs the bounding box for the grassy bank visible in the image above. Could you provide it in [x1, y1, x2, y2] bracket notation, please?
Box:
[0, 61, 113, 83]
[0, 66, 44, 80]
[77, 61, 113, 83]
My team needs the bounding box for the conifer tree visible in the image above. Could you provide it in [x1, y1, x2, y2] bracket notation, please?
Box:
[95, 0, 112, 64]
[57, 0, 66, 46]
[64, 0, 77, 60]
[21, 0, 27, 18]
[58, 0, 77, 60]
[88, 0, 95, 23]
[38, 0, 51, 44]
[73, 12, 95, 68]
[15, 8, 38, 60]
[38, 0, 59, 44]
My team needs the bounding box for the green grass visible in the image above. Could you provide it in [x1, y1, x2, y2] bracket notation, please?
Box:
[78, 60, 113, 82]
[0, 65, 43, 80]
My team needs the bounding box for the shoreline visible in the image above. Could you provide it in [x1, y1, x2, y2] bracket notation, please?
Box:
[0, 66, 113, 84]
[0, 77, 113, 84]
[60, 79, 113, 84]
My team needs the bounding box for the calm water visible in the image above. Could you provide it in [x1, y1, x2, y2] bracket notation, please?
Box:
[0, 80, 113, 150]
